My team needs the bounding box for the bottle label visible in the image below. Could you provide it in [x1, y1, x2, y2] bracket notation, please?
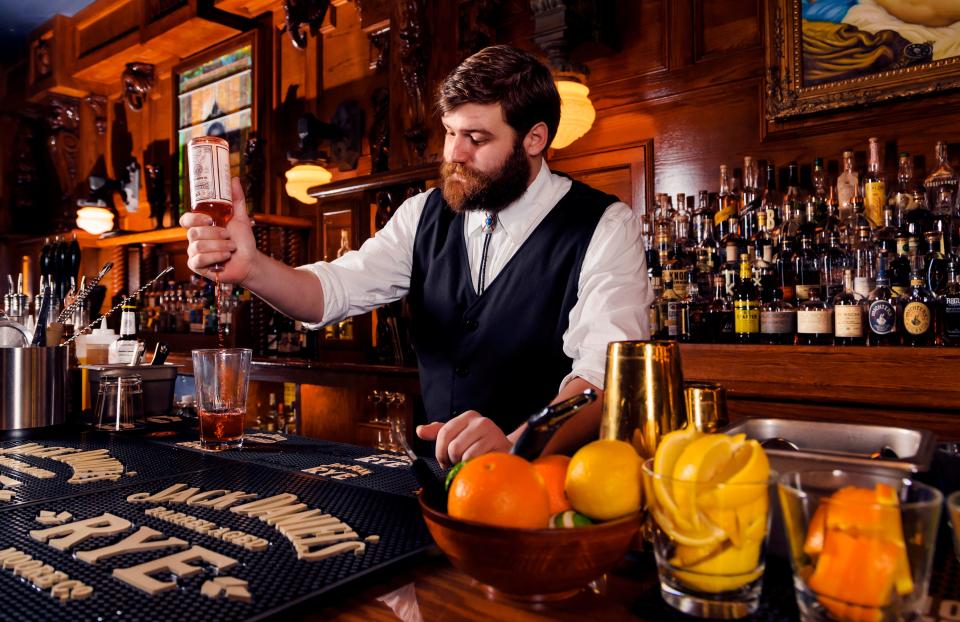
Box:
[796, 284, 818, 301]
[725, 244, 738, 264]
[864, 181, 886, 226]
[797, 309, 833, 334]
[853, 277, 874, 300]
[891, 285, 909, 297]
[902, 301, 931, 335]
[189, 140, 232, 208]
[944, 298, 960, 339]
[761, 309, 796, 334]
[868, 300, 897, 335]
[649, 306, 660, 335]
[834, 305, 863, 338]
[780, 284, 796, 302]
[837, 175, 857, 209]
[666, 302, 678, 336]
[734, 300, 759, 334]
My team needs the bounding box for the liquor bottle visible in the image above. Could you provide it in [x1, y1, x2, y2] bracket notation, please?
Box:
[760, 286, 796, 345]
[285, 402, 298, 435]
[108, 301, 144, 364]
[751, 211, 773, 266]
[924, 141, 959, 223]
[863, 137, 886, 228]
[793, 236, 821, 302]
[673, 192, 691, 248]
[889, 236, 912, 296]
[889, 152, 916, 225]
[740, 156, 760, 240]
[715, 165, 741, 240]
[867, 259, 899, 345]
[677, 281, 705, 343]
[660, 271, 680, 339]
[837, 150, 859, 220]
[705, 275, 734, 343]
[898, 266, 937, 347]
[39, 237, 52, 282]
[799, 199, 819, 242]
[820, 231, 849, 302]
[924, 231, 949, 295]
[941, 259, 960, 346]
[874, 204, 900, 257]
[812, 157, 828, 202]
[932, 185, 955, 255]
[733, 254, 760, 343]
[276, 402, 287, 434]
[903, 180, 933, 248]
[720, 216, 746, 269]
[852, 225, 876, 300]
[844, 181, 872, 243]
[833, 269, 865, 346]
[796, 286, 834, 346]
[761, 162, 781, 234]
[822, 186, 842, 241]
[648, 272, 663, 339]
[776, 235, 797, 303]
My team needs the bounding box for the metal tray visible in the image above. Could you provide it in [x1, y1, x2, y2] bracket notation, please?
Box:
[722, 417, 937, 476]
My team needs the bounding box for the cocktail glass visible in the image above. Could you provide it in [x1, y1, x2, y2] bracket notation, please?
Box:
[192, 348, 251, 450]
[777, 470, 941, 622]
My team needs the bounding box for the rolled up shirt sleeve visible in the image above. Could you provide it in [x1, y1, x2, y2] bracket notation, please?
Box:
[560, 201, 653, 392]
[296, 189, 432, 329]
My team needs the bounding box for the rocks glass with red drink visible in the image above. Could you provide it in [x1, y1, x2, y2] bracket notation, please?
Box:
[191, 348, 251, 450]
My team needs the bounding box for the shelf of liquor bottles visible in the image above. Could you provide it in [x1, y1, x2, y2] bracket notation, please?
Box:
[647, 139, 960, 348]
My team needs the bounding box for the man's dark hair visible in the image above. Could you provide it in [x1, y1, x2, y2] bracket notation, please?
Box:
[437, 45, 561, 152]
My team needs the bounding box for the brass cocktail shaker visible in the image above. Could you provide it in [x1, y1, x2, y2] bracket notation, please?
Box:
[600, 341, 686, 460]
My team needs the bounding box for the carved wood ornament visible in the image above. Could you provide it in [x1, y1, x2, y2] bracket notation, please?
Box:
[283, 0, 330, 50]
[122, 63, 155, 112]
[368, 87, 389, 173]
[46, 96, 80, 230]
[85, 95, 108, 135]
[397, 0, 428, 158]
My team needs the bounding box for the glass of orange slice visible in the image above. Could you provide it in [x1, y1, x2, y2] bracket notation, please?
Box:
[642, 428, 776, 619]
[777, 470, 942, 622]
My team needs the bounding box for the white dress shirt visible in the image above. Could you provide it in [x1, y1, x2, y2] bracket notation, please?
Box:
[298, 160, 653, 392]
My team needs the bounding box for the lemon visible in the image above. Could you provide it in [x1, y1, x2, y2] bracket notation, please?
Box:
[565, 439, 642, 521]
[672, 568, 764, 594]
[671, 434, 740, 527]
[698, 439, 770, 510]
[651, 428, 702, 528]
[651, 506, 726, 547]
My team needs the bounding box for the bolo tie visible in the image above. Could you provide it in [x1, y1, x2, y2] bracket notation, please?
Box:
[477, 211, 496, 295]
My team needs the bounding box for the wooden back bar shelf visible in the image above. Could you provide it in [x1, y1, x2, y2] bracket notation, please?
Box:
[681, 344, 960, 441]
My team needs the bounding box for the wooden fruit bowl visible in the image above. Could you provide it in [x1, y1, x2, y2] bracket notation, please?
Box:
[419, 496, 640, 602]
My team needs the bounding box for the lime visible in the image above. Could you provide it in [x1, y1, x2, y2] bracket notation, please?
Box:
[549, 510, 593, 528]
[444, 460, 466, 491]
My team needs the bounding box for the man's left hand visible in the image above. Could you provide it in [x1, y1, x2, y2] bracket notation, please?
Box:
[416, 411, 512, 467]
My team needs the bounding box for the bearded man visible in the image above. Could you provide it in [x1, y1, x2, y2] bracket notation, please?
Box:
[180, 45, 652, 465]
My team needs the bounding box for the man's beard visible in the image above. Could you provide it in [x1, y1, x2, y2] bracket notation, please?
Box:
[440, 140, 530, 214]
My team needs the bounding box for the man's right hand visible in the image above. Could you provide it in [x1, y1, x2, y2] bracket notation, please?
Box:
[180, 177, 258, 284]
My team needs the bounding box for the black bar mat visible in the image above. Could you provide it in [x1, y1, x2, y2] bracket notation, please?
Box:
[0, 462, 431, 622]
[0, 436, 218, 509]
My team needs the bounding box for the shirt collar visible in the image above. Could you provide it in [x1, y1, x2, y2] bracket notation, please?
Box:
[465, 159, 555, 242]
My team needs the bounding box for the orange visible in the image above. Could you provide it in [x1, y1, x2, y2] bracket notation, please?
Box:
[533, 454, 573, 514]
[447, 453, 551, 529]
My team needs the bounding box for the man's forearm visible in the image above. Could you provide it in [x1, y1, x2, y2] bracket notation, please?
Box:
[512, 377, 604, 457]
[242, 252, 326, 324]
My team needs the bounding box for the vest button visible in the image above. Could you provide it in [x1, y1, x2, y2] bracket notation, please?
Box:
[463, 319, 479, 332]
[454, 366, 469, 378]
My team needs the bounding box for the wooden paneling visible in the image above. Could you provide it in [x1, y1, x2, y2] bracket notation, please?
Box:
[694, 0, 762, 61]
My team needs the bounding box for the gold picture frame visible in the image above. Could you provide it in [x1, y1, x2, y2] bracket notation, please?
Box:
[765, 0, 960, 120]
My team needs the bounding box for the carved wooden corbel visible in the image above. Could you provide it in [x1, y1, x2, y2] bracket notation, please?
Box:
[122, 63, 155, 112]
[397, 0, 428, 158]
[368, 87, 389, 173]
[85, 95, 107, 135]
[46, 95, 81, 230]
[367, 26, 390, 72]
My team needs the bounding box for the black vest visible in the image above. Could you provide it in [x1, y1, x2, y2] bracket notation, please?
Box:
[409, 180, 617, 432]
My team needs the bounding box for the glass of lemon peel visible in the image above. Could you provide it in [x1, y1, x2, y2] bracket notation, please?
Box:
[642, 428, 775, 619]
[778, 470, 941, 622]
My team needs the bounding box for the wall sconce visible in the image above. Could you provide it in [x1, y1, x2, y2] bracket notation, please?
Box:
[76, 202, 115, 235]
[552, 77, 596, 150]
[285, 101, 365, 205]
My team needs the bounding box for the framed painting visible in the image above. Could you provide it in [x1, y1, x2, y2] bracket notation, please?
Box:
[765, 0, 960, 119]
[173, 31, 257, 217]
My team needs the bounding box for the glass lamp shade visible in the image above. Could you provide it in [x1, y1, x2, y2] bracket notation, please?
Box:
[552, 80, 596, 150]
[76, 205, 115, 235]
[285, 164, 333, 205]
